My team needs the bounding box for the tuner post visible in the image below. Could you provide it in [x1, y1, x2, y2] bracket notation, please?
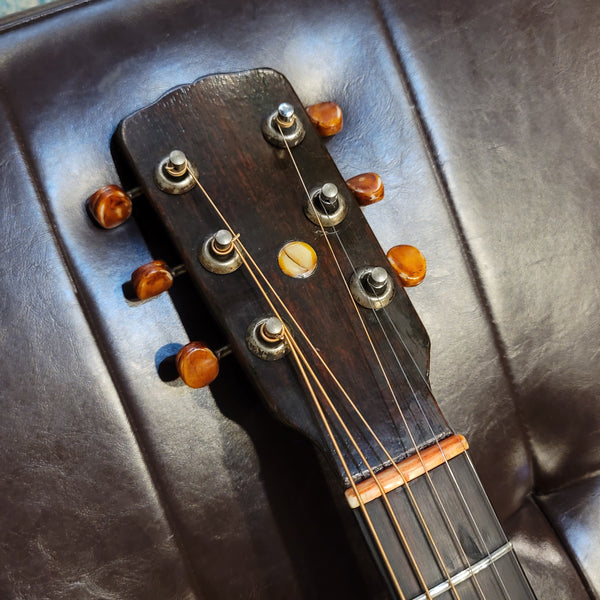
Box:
[349, 266, 394, 310]
[304, 182, 348, 227]
[246, 316, 289, 361]
[154, 149, 198, 195]
[198, 229, 243, 274]
[262, 102, 306, 148]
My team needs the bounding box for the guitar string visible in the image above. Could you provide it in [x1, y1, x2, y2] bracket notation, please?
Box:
[184, 167, 419, 599]
[378, 309, 513, 599]
[284, 331, 411, 600]
[284, 329, 439, 600]
[275, 124, 498, 599]
[271, 127, 470, 598]
[365, 298, 509, 599]
[184, 121, 493, 598]
[190, 114, 482, 598]
[276, 126, 513, 599]
[273, 141, 476, 598]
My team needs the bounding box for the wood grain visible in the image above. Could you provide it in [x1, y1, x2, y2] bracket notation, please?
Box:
[118, 68, 447, 485]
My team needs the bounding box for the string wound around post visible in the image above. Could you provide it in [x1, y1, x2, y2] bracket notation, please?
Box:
[262, 102, 306, 148]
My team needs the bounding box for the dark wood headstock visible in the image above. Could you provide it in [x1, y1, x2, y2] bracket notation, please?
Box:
[87, 69, 539, 600]
[116, 68, 450, 486]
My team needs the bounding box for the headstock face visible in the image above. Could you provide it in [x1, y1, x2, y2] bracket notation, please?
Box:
[118, 68, 450, 485]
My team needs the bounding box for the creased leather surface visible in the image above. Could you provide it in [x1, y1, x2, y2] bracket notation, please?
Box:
[0, 101, 195, 599]
[0, 0, 598, 598]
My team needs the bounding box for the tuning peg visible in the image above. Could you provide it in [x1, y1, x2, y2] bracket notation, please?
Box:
[386, 245, 427, 287]
[131, 260, 186, 300]
[87, 184, 135, 229]
[305, 101, 343, 137]
[346, 173, 384, 206]
[176, 342, 220, 388]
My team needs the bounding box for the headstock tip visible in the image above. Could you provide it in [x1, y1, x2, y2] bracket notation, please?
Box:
[87, 184, 132, 229]
[176, 342, 220, 388]
[131, 260, 174, 300]
[346, 173, 384, 206]
[305, 101, 343, 137]
[386, 245, 427, 287]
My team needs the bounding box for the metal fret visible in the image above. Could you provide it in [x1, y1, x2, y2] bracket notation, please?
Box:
[410, 542, 514, 600]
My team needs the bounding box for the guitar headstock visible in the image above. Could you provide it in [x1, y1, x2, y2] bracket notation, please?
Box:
[89, 68, 447, 487]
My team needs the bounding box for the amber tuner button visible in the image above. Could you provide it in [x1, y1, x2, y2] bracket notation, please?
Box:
[346, 173, 384, 206]
[87, 184, 132, 229]
[387, 245, 427, 287]
[176, 342, 220, 389]
[131, 260, 174, 300]
[305, 101, 343, 137]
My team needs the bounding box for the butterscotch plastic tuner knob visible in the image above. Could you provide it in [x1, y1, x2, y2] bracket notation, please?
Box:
[176, 342, 220, 389]
[346, 173, 384, 206]
[305, 101, 343, 137]
[131, 260, 174, 300]
[87, 184, 132, 229]
[387, 245, 427, 287]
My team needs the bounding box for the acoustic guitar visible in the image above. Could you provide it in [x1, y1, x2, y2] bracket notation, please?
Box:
[88, 68, 536, 600]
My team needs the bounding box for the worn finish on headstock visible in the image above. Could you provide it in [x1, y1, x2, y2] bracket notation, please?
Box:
[117, 69, 449, 485]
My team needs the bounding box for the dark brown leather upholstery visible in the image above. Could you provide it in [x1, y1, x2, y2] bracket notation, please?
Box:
[0, 0, 597, 598]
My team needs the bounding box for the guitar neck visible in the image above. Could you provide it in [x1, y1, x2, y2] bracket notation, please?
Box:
[353, 449, 535, 600]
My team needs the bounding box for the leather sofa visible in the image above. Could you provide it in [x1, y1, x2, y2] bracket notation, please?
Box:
[0, 0, 598, 598]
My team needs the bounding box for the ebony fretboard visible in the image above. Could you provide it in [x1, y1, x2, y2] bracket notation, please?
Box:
[355, 453, 535, 600]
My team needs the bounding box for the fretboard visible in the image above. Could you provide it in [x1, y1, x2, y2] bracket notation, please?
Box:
[352, 448, 535, 600]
